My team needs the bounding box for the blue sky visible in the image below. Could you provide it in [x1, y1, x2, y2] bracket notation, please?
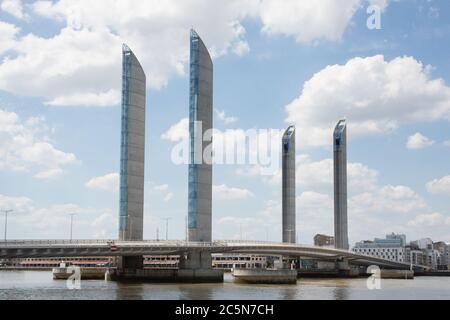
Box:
[0, 0, 449, 245]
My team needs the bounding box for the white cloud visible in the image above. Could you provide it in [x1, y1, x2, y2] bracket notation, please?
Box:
[161, 118, 188, 142]
[350, 185, 427, 216]
[285, 55, 450, 147]
[258, 0, 362, 44]
[232, 40, 250, 56]
[33, 168, 64, 180]
[213, 184, 254, 200]
[147, 182, 174, 202]
[0, 194, 117, 238]
[297, 191, 332, 210]
[91, 212, 114, 227]
[369, 0, 390, 11]
[163, 192, 174, 202]
[0, 27, 122, 107]
[0, 0, 256, 107]
[45, 89, 120, 107]
[85, 173, 119, 192]
[1, 0, 27, 20]
[407, 212, 446, 227]
[216, 110, 238, 125]
[444, 140, 450, 147]
[240, 154, 378, 191]
[426, 175, 450, 195]
[153, 184, 169, 192]
[0, 194, 33, 212]
[0, 1, 393, 107]
[0, 109, 77, 179]
[0, 21, 19, 54]
[153, 184, 174, 202]
[406, 132, 435, 149]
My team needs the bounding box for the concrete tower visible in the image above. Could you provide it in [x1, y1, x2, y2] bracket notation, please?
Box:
[188, 30, 213, 242]
[119, 44, 146, 245]
[282, 126, 296, 243]
[333, 119, 349, 250]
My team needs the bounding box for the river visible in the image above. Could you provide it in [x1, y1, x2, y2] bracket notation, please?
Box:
[0, 271, 449, 300]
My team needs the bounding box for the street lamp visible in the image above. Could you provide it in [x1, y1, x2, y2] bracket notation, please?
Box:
[2, 209, 13, 242]
[69, 213, 76, 241]
[161, 218, 171, 241]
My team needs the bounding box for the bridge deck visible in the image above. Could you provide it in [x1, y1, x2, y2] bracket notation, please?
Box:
[0, 240, 424, 270]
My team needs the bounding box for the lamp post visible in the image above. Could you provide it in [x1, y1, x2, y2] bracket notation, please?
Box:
[161, 218, 171, 241]
[2, 209, 13, 242]
[69, 213, 76, 241]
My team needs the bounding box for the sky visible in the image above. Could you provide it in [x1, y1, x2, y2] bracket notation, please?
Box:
[0, 0, 449, 245]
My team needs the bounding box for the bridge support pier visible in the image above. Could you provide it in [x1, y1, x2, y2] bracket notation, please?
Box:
[117, 256, 143, 272]
[111, 250, 223, 283]
[178, 250, 223, 283]
[335, 257, 360, 277]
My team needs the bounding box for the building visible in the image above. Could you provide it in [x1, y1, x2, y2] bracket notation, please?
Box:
[188, 29, 213, 243]
[144, 255, 268, 270]
[119, 44, 146, 242]
[6, 257, 114, 269]
[212, 254, 268, 270]
[412, 238, 434, 250]
[333, 119, 349, 250]
[144, 256, 179, 269]
[434, 242, 450, 270]
[352, 233, 407, 263]
[375, 233, 406, 247]
[314, 234, 335, 247]
[411, 238, 440, 269]
[408, 248, 425, 265]
[282, 125, 296, 243]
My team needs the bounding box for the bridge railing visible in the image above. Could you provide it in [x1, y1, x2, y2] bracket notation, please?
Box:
[0, 239, 114, 245]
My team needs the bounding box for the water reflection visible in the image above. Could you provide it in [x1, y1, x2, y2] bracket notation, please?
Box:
[179, 284, 215, 300]
[0, 271, 449, 300]
[115, 282, 144, 300]
[279, 287, 298, 300]
[333, 286, 349, 300]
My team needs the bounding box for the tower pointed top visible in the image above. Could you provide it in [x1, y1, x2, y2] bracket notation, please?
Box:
[190, 28, 199, 38]
[122, 43, 131, 53]
[284, 125, 296, 138]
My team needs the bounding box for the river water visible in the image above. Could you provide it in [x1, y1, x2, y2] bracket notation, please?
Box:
[0, 271, 449, 300]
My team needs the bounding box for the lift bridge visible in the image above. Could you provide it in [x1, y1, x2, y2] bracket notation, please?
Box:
[0, 239, 427, 273]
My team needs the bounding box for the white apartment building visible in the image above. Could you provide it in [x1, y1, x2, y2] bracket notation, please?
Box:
[352, 246, 406, 262]
[352, 233, 407, 263]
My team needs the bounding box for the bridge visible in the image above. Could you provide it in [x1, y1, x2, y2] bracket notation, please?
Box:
[0, 239, 423, 271]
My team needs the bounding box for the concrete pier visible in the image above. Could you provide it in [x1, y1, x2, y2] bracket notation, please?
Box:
[52, 267, 110, 280]
[232, 269, 297, 284]
[111, 268, 223, 283]
[379, 270, 414, 279]
[113, 250, 223, 283]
